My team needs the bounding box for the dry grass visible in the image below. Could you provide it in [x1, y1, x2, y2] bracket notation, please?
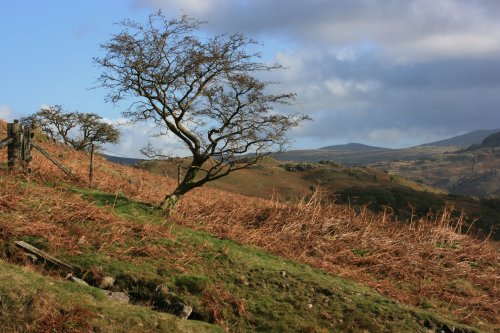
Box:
[0, 127, 498, 330]
[0, 171, 177, 265]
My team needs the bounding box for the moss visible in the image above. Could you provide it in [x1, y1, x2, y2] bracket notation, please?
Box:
[0, 259, 222, 333]
[8, 185, 479, 333]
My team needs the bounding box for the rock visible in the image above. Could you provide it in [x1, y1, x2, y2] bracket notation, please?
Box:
[98, 276, 115, 289]
[106, 291, 129, 304]
[171, 302, 193, 319]
[155, 284, 169, 295]
[280, 270, 287, 277]
[25, 253, 38, 263]
[440, 324, 456, 333]
[307, 303, 313, 309]
[77, 235, 86, 245]
[235, 276, 249, 286]
[66, 273, 89, 287]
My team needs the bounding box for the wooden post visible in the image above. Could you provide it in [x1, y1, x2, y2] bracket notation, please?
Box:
[7, 120, 22, 171]
[15, 241, 74, 272]
[21, 125, 33, 172]
[89, 143, 95, 184]
[177, 164, 182, 185]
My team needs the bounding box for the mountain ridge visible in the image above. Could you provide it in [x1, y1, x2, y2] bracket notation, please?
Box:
[419, 129, 500, 147]
[319, 142, 389, 151]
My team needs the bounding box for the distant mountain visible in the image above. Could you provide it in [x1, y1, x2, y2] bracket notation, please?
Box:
[462, 131, 500, 151]
[100, 153, 143, 166]
[482, 131, 500, 148]
[419, 129, 500, 147]
[319, 142, 389, 151]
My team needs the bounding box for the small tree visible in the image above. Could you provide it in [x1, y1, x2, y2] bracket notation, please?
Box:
[22, 105, 77, 145]
[23, 106, 120, 181]
[96, 12, 309, 210]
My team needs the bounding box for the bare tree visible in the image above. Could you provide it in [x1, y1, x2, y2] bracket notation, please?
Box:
[23, 106, 120, 182]
[24, 106, 119, 151]
[70, 112, 120, 152]
[22, 105, 77, 145]
[95, 12, 309, 210]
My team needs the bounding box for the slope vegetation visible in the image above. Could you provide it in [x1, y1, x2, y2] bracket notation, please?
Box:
[0, 128, 498, 332]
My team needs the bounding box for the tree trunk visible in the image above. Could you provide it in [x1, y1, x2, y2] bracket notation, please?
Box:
[159, 183, 191, 212]
[159, 160, 201, 212]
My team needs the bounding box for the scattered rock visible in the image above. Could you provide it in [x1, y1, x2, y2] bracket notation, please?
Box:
[106, 291, 129, 304]
[98, 276, 115, 289]
[66, 273, 89, 287]
[155, 284, 169, 295]
[77, 235, 86, 245]
[235, 276, 249, 286]
[25, 253, 38, 263]
[170, 302, 193, 319]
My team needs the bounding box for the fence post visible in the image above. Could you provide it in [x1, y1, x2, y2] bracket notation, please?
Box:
[89, 143, 95, 184]
[177, 164, 182, 185]
[22, 125, 33, 172]
[7, 120, 22, 171]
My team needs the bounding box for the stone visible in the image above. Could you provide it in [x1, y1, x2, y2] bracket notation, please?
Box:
[235, 276, 249, 286]
[106, 291, 129, 304]
[66, 273, 89, 287]
[98, 276, 115, 289]
[171, 302, 193, 319]
[77, 235, 86, 245]
[280, 270, 287, 277]
[156, 284, 169, 295]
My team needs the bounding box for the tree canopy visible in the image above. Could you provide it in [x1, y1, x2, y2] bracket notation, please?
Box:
[95, 12, 308, 209]
[23, 105, 120, 151]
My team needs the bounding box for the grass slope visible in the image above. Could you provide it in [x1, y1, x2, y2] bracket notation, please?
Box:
[0, 127, 497, 332]
[139, 158, 500, 240]
[0, 177, 484, 332]
[373, 147, 500, 197]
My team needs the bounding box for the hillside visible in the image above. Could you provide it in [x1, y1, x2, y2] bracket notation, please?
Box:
[373, 147, 500, 197]
[273, 146, 454, 164]
[0, 125, 499, 332]
[420, 129, 500, 147]
[263, 129, 498, 165]
[319, 143, 388, 151]
[139, 158, 500, 240]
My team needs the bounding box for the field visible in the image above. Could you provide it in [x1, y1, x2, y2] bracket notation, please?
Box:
[373, 147, 500, 197]
[139, 158, 500, 240]
[0, 128, 498, 332]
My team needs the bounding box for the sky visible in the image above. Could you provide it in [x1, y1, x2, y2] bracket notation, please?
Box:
[1, 0, 499, 157]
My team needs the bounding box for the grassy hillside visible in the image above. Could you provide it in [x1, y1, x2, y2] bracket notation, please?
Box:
[0, 128, 498, 332]
[373, 147, 500, 197]
[0, 173, 491, 333]
[273, 146, 455, 164]
[139, 158, 500, 240]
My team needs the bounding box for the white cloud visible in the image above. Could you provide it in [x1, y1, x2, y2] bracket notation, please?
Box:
[102, 118, 189, 158]
[0, 105, 13, 121]
[392, 33, 500, 62]
[133, 0, 231, 17]
[324, 78, 380, 97]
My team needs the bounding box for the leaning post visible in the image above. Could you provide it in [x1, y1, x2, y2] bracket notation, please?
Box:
[177, 164, 183, 185]
[7, 120, 23, 171]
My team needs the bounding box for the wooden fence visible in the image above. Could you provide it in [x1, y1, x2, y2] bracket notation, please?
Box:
[1, 119, 77, 178]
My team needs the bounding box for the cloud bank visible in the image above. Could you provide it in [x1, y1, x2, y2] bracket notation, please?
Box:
[126, 0, 500, 149]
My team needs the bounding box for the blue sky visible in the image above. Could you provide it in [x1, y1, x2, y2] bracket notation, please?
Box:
[1, 1, 500, 157]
